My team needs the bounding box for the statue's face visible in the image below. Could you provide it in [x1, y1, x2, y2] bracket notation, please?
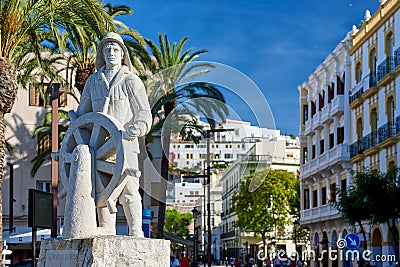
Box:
[102, 41, 124, 69]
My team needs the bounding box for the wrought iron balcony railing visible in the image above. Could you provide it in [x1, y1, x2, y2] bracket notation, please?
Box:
[377, 56, 395, 81]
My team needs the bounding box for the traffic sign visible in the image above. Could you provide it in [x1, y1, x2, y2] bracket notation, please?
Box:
[345, 233, 360, 250]
[185, 233, 198, 237]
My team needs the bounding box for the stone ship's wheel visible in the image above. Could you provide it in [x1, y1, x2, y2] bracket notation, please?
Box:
[59, 112, 125, 208]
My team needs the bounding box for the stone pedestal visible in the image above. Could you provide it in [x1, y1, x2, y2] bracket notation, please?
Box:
[38, 236, 170, 267]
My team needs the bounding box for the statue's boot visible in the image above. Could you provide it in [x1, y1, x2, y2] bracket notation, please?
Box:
[119, 176, 144, 237]
[97, 206, 116, 235]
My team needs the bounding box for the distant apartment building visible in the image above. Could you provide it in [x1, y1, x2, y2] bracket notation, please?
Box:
[220, 137, 300, 261]
[167, 120, 285, 261]
[299, 1, 400, 267]
[169, 119, 280, 170]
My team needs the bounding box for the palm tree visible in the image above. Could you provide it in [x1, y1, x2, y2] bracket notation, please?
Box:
[141, 34, 228, 237]
[0, 0, 115, 257]
[30, 4, 146, 177]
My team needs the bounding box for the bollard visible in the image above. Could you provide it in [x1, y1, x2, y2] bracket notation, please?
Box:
[142, 209, 152, 238]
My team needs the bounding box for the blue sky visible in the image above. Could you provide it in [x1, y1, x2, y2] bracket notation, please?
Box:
[114, 0, 380, 135]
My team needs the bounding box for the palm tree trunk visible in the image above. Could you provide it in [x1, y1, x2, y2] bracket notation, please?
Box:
[156, 100, 174, 238]
[0, 114, 6, 265]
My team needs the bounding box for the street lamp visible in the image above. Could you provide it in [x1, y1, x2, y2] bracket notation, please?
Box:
[293, 221, 299, 257]
[51, 84, 65, 238]
[192, 207, 200, 267]
[206, 128, 233, 267]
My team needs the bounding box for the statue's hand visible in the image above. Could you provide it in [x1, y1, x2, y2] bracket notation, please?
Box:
[122, 131, 136, 141]
[123, 125, 140, 141]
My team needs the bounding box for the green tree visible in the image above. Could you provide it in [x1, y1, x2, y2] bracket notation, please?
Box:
[365, 168, 400, 261]
[331, 168, 400, 259]
[329, 170, 372, 250]
[164, 208, 193, 252]
[30, 4, 146, 177]
[233, 170, 298, 255]
[164, 208, 193, 236]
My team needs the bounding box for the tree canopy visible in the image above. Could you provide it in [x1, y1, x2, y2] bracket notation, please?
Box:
[331, 168, 400, 258]
[233, 170, 299, 253]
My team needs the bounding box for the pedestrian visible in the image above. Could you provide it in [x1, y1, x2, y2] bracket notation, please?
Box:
[296, 257, 303, 267]
[274, 256, 281, 267]
[230, 257, 235, 267]
[170, 255, 179, 267]
[179, 253, 190, 267]
[265, 257, 271, 267]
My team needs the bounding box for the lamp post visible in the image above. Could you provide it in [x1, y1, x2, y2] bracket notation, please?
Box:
[206, 128, 233, 267]
[51, 84, 65, 238]
[293, 221, 299, 258]
[192, 207, 200, 267]
[184, 174, 207, 265]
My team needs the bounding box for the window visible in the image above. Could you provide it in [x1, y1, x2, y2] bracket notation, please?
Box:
[320, 139, 324, 154]
[186, 153, 193, 159]
[303, 104, 309, 124]
[357, 119, 363, 142]
[337, 127, 344, 144]
[312, 190, 318, 208]
[355, 62, 362, 84]
[29, 83, 67, 107]
[37, 135, 51, 155]
[370, 49, 377, 85]
[37, 181, 51, 193]
[371, 109, 378, 133]
[337, 75, 344, 95]
[303, 189, 310, 210]
[224, 154, 233, 159]
[387, 96, 395, 123]
[302, 147, 308, 164]
[319, 92, 324, 111]
[329, 133, 334, 149]
[312, 145, 316, 159]
[341, 179, 347, 191]
[321, 186, 326, 205]
[311, 100, 316, 117]
[330, 183, 336, 202]
[328, 84, 334, 103]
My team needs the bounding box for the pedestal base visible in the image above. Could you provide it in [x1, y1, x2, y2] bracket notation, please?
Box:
[38, 236, 170, 267]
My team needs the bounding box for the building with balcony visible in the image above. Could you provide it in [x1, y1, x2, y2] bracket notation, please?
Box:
[348, 0, 400, 263]
[298, 25, 353, 267]
[220, 138, 300, 261]
[299, 2, 400, 267]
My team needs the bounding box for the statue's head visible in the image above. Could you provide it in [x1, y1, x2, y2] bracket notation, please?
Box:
[95, 32, 133, 71]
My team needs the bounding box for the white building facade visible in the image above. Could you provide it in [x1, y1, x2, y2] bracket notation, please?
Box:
[299, 2, 400, 267]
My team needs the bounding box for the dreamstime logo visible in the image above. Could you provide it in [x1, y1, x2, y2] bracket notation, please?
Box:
[257, 240, 397, 264]
[142, 61, 277, 201]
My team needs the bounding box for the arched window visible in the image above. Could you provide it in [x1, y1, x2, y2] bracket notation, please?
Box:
[370, 49, 377, 86]
[356, 62, 362, 84]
